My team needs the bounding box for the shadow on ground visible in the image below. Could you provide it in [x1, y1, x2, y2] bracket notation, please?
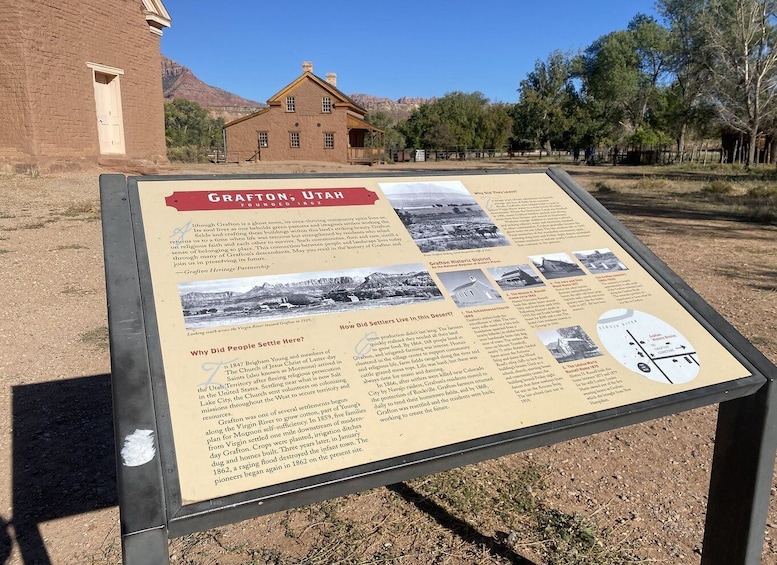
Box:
[4, 374, 539, 565]
[387, 483, 538, 564]
[569, 164, 777, 184]
[9, 373, 116, 565]
[592, 189, 769, 225]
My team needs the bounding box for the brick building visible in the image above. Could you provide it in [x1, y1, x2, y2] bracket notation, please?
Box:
[224, 63, 384, 164]
[0, 0, 171, 173]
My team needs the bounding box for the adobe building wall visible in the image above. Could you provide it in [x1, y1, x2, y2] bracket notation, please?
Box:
[0, 1, 167, 172]
[224, 112, 265, 163]
[0, 4, 35, 163]
[226, 79, 349, 163]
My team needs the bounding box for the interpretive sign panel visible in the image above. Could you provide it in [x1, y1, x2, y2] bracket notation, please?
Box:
[102, 169, 773, 563]
[138, 170, 755, 497]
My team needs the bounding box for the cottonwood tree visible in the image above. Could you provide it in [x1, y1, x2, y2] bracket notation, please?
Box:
[431, 92, 490, 149]
[700, 0, 777, 165]
[657, 0, 713, 154]
[398, 92, 512, 151]
[480, 103, 514, 153]
[575, 15, 673, 148]
[164, 99, 224, 152]
[629, 15, 674, 125]
[365, 111, 406, 150]
[513, 51, 578, 152]
[576, 29, 641, 143]
[398, 103, 436, 149]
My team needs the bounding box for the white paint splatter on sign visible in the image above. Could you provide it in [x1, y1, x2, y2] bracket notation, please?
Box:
[121, 429, 156, 467]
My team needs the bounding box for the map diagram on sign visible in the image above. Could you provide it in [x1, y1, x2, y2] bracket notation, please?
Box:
[597, 309, 700, 384]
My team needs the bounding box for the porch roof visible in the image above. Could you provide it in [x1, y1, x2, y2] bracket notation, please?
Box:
[347, 113, 383, 133]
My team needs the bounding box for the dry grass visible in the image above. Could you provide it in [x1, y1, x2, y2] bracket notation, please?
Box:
[79, 326, 110, 350]
[58, 200, 101, 219]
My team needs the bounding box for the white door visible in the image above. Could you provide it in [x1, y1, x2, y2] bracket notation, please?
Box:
[93, 72, 125, 154]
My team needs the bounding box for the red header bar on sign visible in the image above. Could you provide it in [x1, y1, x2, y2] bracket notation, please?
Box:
[165, 187, 378, 211]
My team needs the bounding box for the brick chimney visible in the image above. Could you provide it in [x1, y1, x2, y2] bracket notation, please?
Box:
[302, 61, 313, 74]
[326, 73, 337, 87]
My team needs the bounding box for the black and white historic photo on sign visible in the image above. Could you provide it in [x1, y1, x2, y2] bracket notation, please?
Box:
[179, 264, 444, 329]
[573, 248, 628, 274]
[487, 264, 545, 290]
[528, 252, 586, 280]
[378, 180, 509, 253]
[436, 269, 504, 308]
[537, 325, 603, 364]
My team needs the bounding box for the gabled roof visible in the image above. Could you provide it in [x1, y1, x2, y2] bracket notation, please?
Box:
[141, 0, 172, 34]
[224, 105, 384, 133]
[268, 71, 366, 115]
[224, 107, 271, 128]
[452, 279, 491, 293]
[224, 70, 385, 132]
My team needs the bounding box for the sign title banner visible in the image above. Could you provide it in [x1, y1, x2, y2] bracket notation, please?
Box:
[165, 187, 378, 211]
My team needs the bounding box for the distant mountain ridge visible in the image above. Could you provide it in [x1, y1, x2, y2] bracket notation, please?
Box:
[161, 56, 264, 122]
[161, 56, 431, 124]
[349, 93, 431, 122]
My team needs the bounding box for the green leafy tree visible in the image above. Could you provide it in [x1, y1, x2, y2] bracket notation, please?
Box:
[480, 104, 514, 153]
[424, 123, 458, 148]
[398, 92, 511, 151]
[577, 29, 640, 138]
[574, 15, 674, 152]
[629, 14, 673, 124]
[434, 92, 489, 148]
[626, 124, 674, 148]
[656, 0, 711, 154]
[397, 103, 435, 148]
[513, 51, 578, 152]
[365, 111, 393, 131]
[164, 99, 224, 161]
[365, 111, 406, 150]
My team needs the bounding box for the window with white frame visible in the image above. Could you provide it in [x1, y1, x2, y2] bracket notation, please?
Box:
[290, 132, 300, 148]
[324, 132, 334, 149]
[322, 96, 332, 113]
[286, 96, 295, 112]
[259, 132, 268, 148]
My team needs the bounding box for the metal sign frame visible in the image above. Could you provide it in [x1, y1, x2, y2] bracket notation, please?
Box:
[100, 168, 776, 564]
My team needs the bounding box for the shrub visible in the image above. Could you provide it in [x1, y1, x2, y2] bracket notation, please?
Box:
[746, 185, 777, 199]
[702, 180, 734, 195]
[594, 181, 617, 194]
[634, 176, 668, 191]
[167, 145, 209, 163]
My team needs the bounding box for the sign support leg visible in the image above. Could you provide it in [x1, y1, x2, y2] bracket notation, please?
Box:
[123, 527, 169, 565]
[702, 378, 777, 564]
[101, 174, 170, 564]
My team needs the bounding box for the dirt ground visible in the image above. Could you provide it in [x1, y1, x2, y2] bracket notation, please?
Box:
[0, 160, 775, 564]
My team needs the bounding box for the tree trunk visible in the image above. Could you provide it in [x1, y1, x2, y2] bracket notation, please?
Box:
[677, 122, 687, 161]
[748, 127, 758, 167]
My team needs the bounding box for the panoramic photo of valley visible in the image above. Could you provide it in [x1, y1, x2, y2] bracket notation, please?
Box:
[179, 263, 444, 329]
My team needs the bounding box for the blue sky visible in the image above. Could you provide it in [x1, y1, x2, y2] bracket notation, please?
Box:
[160, 1, 658, 104]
